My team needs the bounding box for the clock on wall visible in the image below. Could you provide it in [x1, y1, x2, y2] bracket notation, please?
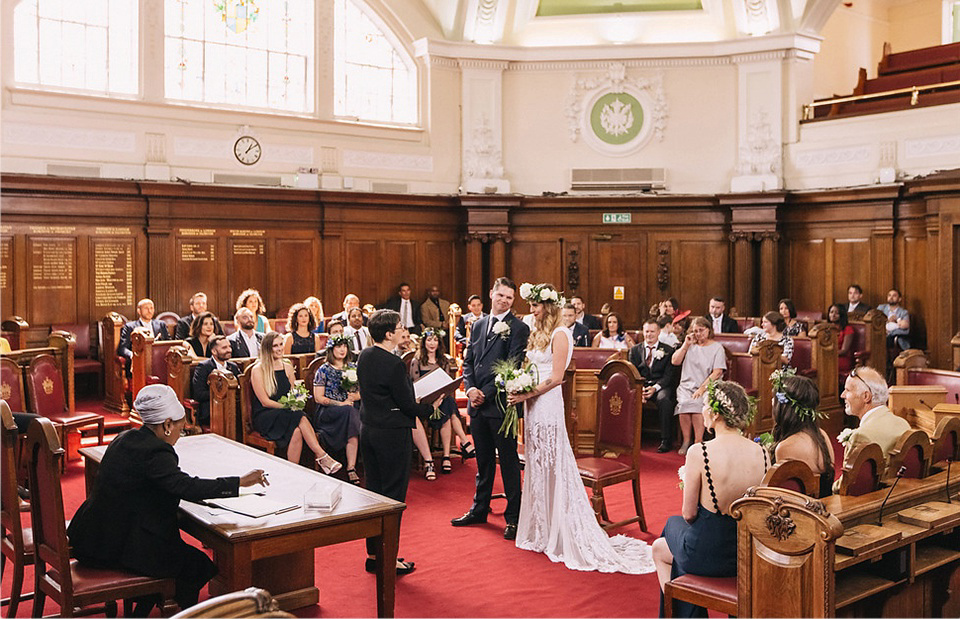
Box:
[233, 135, 261, 165]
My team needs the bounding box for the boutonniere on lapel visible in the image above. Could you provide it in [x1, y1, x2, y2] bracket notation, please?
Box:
[492, 320, 511, 340]
[652, 348, 666, 361]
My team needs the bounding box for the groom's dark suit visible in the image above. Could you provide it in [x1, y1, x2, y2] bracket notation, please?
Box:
[461, 311, 530, 525]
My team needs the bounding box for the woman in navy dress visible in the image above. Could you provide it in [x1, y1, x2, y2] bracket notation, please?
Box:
[251, 331, 340, 473]
[313, 334, 362, 483]
[652, 380, 768, 618]
[284, 302, 320, 354]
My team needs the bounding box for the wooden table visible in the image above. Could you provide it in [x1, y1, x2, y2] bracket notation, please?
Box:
[80, 434, 405, 616]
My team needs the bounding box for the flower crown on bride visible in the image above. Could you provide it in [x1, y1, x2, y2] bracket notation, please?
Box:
[519, 283, 565, 306]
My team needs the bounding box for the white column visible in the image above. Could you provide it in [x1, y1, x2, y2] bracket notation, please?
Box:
[459, 59, 510, 194]
[730, 51, 785, 192]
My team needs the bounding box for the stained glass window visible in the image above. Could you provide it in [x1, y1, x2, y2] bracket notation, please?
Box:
[164, 0, 314, 113]
[13, 0, 138, 95]
[334, 0, 418, 125]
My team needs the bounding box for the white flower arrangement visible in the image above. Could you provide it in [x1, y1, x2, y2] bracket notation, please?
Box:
[492, 320, 511, 339]
[340, 365, 359, 392]
[677, 465, 686, 490]
[519, 282, 565, 306]
[652, 348, 666, 360]
[519, 283, 534, 299]
[837, 428, 854, 447]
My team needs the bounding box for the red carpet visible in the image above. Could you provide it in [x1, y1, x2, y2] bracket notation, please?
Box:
[4, 397, 846, 617]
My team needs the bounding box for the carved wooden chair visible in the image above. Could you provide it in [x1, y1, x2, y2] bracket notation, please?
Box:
[303, 356, 325, 418]
[1, 356, 27, 415]
[562, 360, 577, 452]
[208, 369, 240, 440]
[1, 317, 29, 351]
[170, 587, 293, 618]
[26, 417, 177, 617]
[837, 442, 886, 496]
[25, 354, 104, 466]
[931, 415, 960, 466]
[576, 359, 647, 532]
[663, 487, 844, 618]
[101, 312, 131, 414]
[51, 323, 104, 397]
[885, 429, 932, 480]
[1, 400, 34, 616]
[761, 459, 819, 498]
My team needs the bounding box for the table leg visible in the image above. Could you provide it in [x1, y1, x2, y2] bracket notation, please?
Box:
[375, 513, 400, 618]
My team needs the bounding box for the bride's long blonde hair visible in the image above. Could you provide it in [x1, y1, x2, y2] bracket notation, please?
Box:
[527, 284, 562, 351]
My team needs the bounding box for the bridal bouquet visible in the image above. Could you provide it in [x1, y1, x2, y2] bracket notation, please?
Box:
[677, 466, 686, 490]
[340, 364, 359, 392]
[279, 383, 310, 412]
[492, 358, 538, 438]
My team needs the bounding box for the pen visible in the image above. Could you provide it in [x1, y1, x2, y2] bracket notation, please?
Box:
[275, 505, 300, 515]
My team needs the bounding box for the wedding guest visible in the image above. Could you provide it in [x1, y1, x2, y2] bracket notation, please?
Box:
[659, 297, 680, 320]
[236, 289, 270, 333]
[827, 303, 856, 374]
[653, 380, 767, 618]
[707, 297, 740, 334]
[227, 307, 263, 359]
[876, 288, 911, 351]
[770, 371, 834, 498]
[592, 312, 635, 349]
[191, 335, 240, 426]
[327, 319, 345, 337]
[749, 311, 794, 365]
[333, 293, 367, 325]
[455, 295, 486, 346]
[312, 334, 362, 484]
[657, 314, 680, 348]
[67, 384, 266, 615]
[118, 298, 170, 361]
[175, 292, 209, 340]
[420, 285, 451, 340]
[671, 317, 726, 455]
[185, 312, 218, 358]
[382, 283, 419, 334]
[362, 304, 377, 319]
[846, 284, 871, 318]
[345, 307, 372, 353]
[410, 328, 475, 474]
[304, 296, 326, 334]
[629, 319, 678, 453]
[562, 303, 591, 347]
[357, 309, 439, 575]
[570, 295, 601, 329]
[778, 298, 806, 336]
[251, 332, 340, 471]
[284, 302, 320, 354]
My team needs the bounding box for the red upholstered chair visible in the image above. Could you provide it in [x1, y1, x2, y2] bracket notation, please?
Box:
[791, 336, 816, 378]
[25, 354, 104, 463]
[51, 324, 103, 397]
[1, 317, 29, 351]
[1, 356, 27, 414]
[1, 400, 34, 616]
[155, 311, 180, 337]
[576, 359, 647, 532]
[714, 333, 752, 355]
[837, 442, 886, 496]
[26, 417, 177, 617]
[761, 458, 819, 497]
[886, 429, 932, 480]
[220, 320, 238, 337]
[932, 415, 960, 466]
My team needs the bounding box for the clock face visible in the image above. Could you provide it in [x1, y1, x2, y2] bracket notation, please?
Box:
[234, 136, 261, 165]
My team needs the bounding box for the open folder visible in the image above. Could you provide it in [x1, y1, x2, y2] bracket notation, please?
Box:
[414, 368, 462, 403]
[205, 495, 300, 518]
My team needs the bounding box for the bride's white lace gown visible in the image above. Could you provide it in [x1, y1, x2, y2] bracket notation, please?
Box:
[516, 326, 655, 574]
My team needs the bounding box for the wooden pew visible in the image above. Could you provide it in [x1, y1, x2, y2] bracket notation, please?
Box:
[849, 309, 888, 375]
[714, 334, 782, 435]
[101, 312, 129, 414]
[807, 323, 844, 437]
[895, 349, 960, 404]
[130, 332, 187, 403]
[571, 348, 624, 452]
[1, 317, 29, 351]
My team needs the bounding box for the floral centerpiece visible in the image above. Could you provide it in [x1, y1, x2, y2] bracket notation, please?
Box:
[492, 358, 538, 438]
[279, 382, 309, 412]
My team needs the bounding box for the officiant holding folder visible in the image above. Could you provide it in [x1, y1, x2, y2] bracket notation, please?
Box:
[357, 309, 447, 576]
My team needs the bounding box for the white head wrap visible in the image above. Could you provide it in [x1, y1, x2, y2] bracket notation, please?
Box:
[134, 384, 185, 425]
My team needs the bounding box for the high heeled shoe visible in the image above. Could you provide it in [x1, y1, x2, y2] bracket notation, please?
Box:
[460, 441, 476, 462]
[424, 460, 436, 481]
[317, 454, 342, 475]
[347, 468, 361, 485]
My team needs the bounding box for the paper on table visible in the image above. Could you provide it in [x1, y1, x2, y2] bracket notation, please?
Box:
[206, 495, 300, 518]
[413, 367, 462, 403]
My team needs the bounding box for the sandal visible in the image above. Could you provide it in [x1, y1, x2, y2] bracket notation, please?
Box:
[424, 460, 437, 481]
[460, 441, 476, 462]
[317, 454, 342, 475]
[347, 468, 361, 485]
[440, 456, 452, 474]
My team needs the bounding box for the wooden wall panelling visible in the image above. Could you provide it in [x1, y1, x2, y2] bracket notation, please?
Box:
[831, 237, 872, 307]
[785, 239, 826, 312]
[674, 238, 730, 320]
[590, 238, 644, 327]
[26, 234, 79, 326]
[508, 239, 564, 315]
[227, 235, 268, 319]
[0, 232, 13, 319]
[175, 231, 220, 317]
[383, 241, 418, 304]
[319, 234, 344, 315]
[89, 232, 139, 322]
[420, 241, 459, 304]
[273, 237, 319, 315]
[344, 240, 386, 308]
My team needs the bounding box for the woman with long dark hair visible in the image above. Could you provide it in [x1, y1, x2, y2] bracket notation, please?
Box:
[591, 311, 635, 349]
[770, 371, 834, 498]
[827, 303, 855, 373]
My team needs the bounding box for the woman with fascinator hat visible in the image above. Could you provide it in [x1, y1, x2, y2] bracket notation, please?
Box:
[652, 380, 768, 618]
[313, 333, 363, 484]
[67, 385, 266, 615]
[507, 283, 655, 574]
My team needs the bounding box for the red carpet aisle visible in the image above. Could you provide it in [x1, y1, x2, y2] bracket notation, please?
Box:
[4, 399, 844, 617]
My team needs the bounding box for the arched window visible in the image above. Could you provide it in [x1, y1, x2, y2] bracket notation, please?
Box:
[334, 0, 418, 125]
[164, 0, 314, 113]
[13, 0, 138, 95]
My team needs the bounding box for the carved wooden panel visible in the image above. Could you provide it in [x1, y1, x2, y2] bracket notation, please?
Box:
[421, 241, 458, 302]
[344, 240, 382, 307]
[509, 240, 562, 314]
[786, 239, 826, 312]
[382, 241, 417, 303]
[832, 238, 872, 306]
[27, 235, 78, 324]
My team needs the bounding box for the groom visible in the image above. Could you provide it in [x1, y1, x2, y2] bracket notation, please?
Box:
[452, 277, 530, 540]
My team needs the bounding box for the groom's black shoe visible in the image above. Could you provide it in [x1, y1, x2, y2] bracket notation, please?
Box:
[657, 440, 672, 453]
[503, 524, 518, 541]
[451, 511, 487, 526]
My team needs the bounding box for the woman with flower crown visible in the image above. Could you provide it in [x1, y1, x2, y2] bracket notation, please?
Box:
[770, 370, 834, 498]
[506, 282, 655, 574]
[652, 380, 768, 618]
[312, 333, 362, 483]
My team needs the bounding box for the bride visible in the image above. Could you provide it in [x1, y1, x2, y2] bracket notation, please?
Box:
[507, 283, 654, 574]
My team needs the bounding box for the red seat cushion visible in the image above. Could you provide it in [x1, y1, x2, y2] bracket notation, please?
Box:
[44, 411, 102, 426]
[576, 456, 634, 480]
[64, 560, 169, 597]
[669, 574, 738, 604]
[73, 359, 103, 374]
